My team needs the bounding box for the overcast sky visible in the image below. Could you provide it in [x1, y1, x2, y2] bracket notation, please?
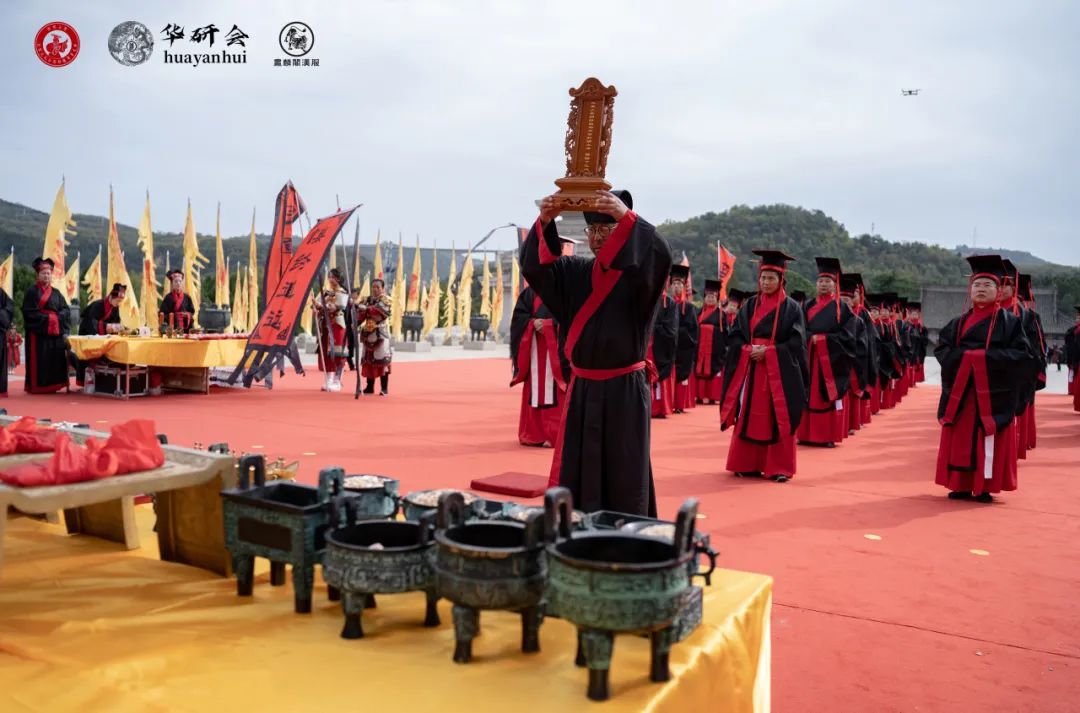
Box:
[2, 0, 1077, 263]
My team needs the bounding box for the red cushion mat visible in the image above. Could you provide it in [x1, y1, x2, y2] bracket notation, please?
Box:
[470, 471, 547, 498]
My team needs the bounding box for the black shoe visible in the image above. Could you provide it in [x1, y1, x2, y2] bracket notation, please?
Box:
[674, 409, 684, 414]
[974, 493, 994, 503]
[825, 442, 836, 448]
[733, 471, 760, 478]
[947, 491, 972, 500]
[769, 474, 790, 483]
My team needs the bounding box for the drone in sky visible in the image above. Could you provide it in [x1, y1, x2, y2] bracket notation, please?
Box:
[901, 89, 921, 96]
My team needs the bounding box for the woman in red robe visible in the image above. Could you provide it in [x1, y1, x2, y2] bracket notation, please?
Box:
[840, 273, 873, 433]
[510, 285, 566, 447]
[719, 250, 809, 483]
[694, 280, 726, 404]
[22, 258, 71, 394]
[935, 255, 1032, 503]
[670, 265, 698, 413]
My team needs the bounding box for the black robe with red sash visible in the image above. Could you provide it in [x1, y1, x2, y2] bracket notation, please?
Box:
[850, 308, 870, 399]
[75, 298, 123, 385]
[876, 320, 902, 388]
[159, 291, 196, 333]
[674, 300, 699, 382]
[521, 211, 672, 516]
[719, 293, 809, 444]
[21, 284, 70, 394]
[652, 298, 678, 382]
[695, 305, 725, 398]
[0, 289, 14, 395]
[509, 287, 567, 446]
[935, 307, 1030, 494]
[799, 297, 856, 442]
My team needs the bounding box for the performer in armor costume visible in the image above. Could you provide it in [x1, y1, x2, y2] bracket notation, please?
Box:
[357, 278, 393, 395]
[314, 268, 349, 392]
[22, 258, 71, 394]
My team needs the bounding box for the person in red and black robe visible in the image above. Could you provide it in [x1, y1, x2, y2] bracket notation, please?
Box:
[907, 302, 929, 383]
[876, 293, 904, 409]
[695, 279, 726, 404]
[719, 250, 809, 483]
[999, 261, 1043, 460]
[797, 258, 856, 447]
[22, 257, 71, 394]
[649, 287, 678, 419]
[1067, 306, 1080, 408]
[74, 283, 127, 387]
[935, 255, 1031, 503]
[671, 264, 698, 413]
[1017, 275, 1047, 450]
[839, 273, 872, 433]
[159, 269, 196, 333]
[510, 279, 569, 447]
[522, 189, 672, 516]
[0, 287, 14, 397]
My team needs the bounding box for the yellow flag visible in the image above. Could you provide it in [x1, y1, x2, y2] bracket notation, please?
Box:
[492, 255, 504, 341]
[215, 203, 228, 306]
[480, 253, 491, 317]
[510, 250, 520, 308]
[442, 245, 457, 331]
[423, 243, 441, 335]
[230, 261, 245, 332]
[106, 188, 141, 329]
[406, 237, 422, 312]
[82, 247, 102, 303]
[238, 270, 250, 333]
[373, 230, 384, 280]
[43, 180, 76, 292]
[0, 251, 13, 297]
[457, 251, 474, 327]
[63, 253, 80, 303]
[390, 235, 405, 339]
[300, 290, 314, 336]
[358, 271, 371, 302]
[248, 209, 258, 330]
[137, 191, 160, 328]
[182, 199, 209, 326]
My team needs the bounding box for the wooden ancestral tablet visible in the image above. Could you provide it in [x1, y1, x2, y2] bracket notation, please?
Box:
[552, 78, 618, 212]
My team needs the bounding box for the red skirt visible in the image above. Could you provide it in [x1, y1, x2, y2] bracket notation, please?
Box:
[868, 384, 881, 415]
[915, 362, 926, 383]
[317, 323, 347, 372]
[881, 380, 898, 409]
[725, 360, 797, 477]
[696, 374, 723, 403]
[674, 374, 696, 411]
[518, 380, 562, 447]
[935, 396, 1017, 496]
[1074, 382, 1080, 412]
[1025, 404, 1037, 450]
[846, 392, 862, 433]
[651, 375, 674, 417]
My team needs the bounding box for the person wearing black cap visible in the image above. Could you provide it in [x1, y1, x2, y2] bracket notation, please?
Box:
[159, 269, 196, 334]
[1016, 274, 1047, 445]
[796, 258, 856, 447]
[999, 262, 1044, 459]
[694, 279, 727, 404]
[719, 249, 808, 483]
[0, 283, 14, 397]
[1068, 306, 1080, 410]
[906, 301, 929, 383]
[935, 255, 1030, 503]
[877, 293, 904, 410]
[73, 283, 128, 388]
[839, 274, 873, 433]
[648, 275, 679, 419]
[522, 189, 672, 515]
[510, 267, 571, 447]
[893, 299, 915, 400]
[670, 264, 699, 414]
[21, 257, 71, 394]
[790, 290, 807, 308]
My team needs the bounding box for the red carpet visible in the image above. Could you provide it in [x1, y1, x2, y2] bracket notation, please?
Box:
[4, 362, 1079, 711]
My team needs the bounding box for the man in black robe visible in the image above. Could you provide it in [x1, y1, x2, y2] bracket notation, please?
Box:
[159, 269, 196, 333]
[649, 288, 678, 419]
[0, 286, 14, 396]
[906, 301, 929, 382]
[695, 279, 726, 404]
[72, 283, 127, 387]
[719, 250, 809, 483]
[839, 273, 872, 433]
[670, 264, 699, 413]
[999, 262, 1043, 459]
[22, 257, 71, 394]
[522, 188, 672, 516]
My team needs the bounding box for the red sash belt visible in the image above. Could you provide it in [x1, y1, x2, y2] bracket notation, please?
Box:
[572, 360, 655, 383]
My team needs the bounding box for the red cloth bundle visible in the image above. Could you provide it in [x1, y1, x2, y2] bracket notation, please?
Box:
[0, 419, 164, 487]
[0, 416, 62, 455]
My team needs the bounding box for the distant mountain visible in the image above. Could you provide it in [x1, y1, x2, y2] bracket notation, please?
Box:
[953, 245, 1054, 268]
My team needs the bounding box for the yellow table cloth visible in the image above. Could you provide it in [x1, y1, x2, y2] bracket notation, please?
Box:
[67, 336, 248, 369]
[0, 510, 771, 713]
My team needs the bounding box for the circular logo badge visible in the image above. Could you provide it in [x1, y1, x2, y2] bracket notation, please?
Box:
[35, 22, 80, 67]
[279, 22, 314, 57]
[108, 21, 154, 66]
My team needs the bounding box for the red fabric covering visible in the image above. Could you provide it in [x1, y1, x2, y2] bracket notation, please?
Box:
[0, 420, 164, 487]
[0, 417, 62, 455]
[470, 471, 548, 498]
[517, 382, 562, 446]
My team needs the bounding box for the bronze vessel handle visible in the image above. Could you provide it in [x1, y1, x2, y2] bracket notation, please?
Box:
[673, 498, 699, 561]
[543, 487, 574, 542]
[318, 466, 345, 503]
[694, 544, 718, 585]
[329, 496, 360, 529]
[437, 491, 467, 529]
[238, 454, 265, 489]
[417, 510, 436, 547]
[523, 509, 545, 550]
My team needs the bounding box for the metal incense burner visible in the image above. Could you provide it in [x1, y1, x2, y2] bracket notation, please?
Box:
[434, 491, 546, 663]
[221, 456, 345, 613]
[342, 473, 400, 519]
[322, 498, 440, 639]
[543, 488, 716, 701]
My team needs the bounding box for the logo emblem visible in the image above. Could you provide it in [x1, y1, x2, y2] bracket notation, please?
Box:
[279, 22, 313, 57]
[108, 21, 154, 66]
[35, 22, 80, 67]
